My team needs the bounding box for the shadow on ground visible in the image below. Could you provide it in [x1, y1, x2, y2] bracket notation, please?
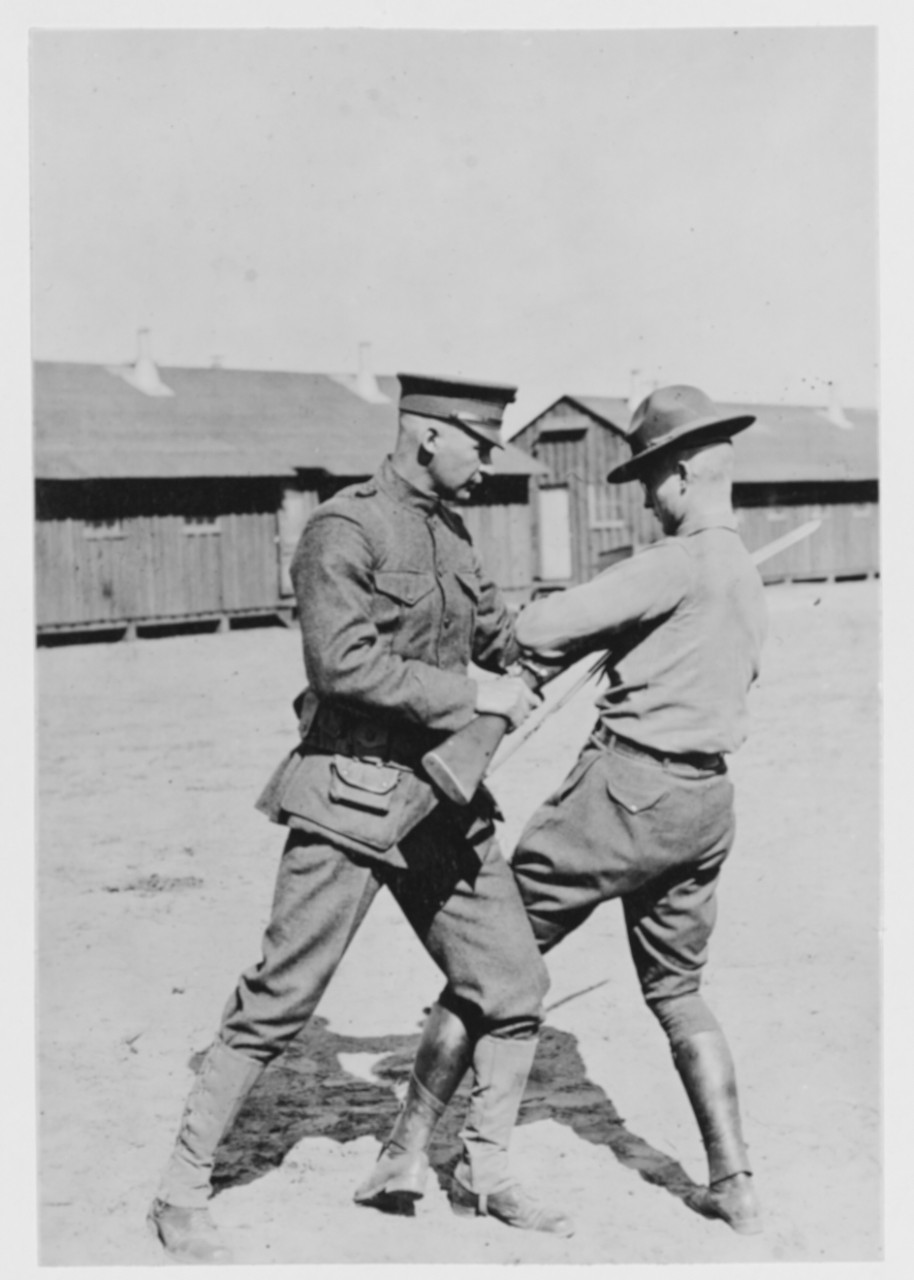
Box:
[210, 1015, 706, 1219]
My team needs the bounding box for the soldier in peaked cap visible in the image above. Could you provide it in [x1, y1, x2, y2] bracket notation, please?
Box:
[363, 385, 769, 1238]
[149, 374, 573, 1264]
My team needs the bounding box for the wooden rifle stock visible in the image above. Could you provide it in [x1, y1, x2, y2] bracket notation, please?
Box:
[421, 659, 561, 805]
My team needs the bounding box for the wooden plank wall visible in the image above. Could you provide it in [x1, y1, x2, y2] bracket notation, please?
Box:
[526, 411, 661, 584]
[221, 512, 283, 609]
[277, 487, 322, 597]
[460, 499, 534, 601]
[36, 511, 281, 628]
[735, 502, 879, 581]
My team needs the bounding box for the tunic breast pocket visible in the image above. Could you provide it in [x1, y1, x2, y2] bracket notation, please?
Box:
[373, 571, 437, 645]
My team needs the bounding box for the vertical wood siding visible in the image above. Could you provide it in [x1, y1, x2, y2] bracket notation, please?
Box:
[36, 511, 282, 628]
[220, 512, 282, 609]
[521, 412, 661, 584]
[461, 500, 533, 595]
[278, 488, 321, 596]
[735, 502, 879, 581]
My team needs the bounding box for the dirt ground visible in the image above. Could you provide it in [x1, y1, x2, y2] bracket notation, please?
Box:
[36, 579, 881, 1268]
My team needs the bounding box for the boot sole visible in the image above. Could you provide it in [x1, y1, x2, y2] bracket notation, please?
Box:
[355, 1187, 423, 1215]
[353, 1157, 428, 1207]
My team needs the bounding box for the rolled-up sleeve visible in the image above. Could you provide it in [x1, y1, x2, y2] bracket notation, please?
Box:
[516, 541, 689, 654]
[292, 511, 478, 732]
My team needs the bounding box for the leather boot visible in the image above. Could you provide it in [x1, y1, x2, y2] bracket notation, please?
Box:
[673, 1029, 762, 1235]
[354, 1002, 473, 1209]
[149, 1038, 264, 1263]
[449, 1034, 574, 1237]
[147, 1201, 232, 1266]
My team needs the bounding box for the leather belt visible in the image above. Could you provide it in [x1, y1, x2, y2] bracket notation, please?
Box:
[306, 704, 436, 771]
[592, 723, 726, 775]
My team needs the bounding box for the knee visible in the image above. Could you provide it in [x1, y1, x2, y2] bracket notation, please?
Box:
[649, 992, 722, 1047]
[528, 952, 551, 1007]
[219, 1014, 299, 1066]
[218, 981, 313, 1065]
[515, 948, 550, 1022]
[498, 946, 550, 1016]
[475, 950, 550, 1035]
[527, 947, 551, 1000]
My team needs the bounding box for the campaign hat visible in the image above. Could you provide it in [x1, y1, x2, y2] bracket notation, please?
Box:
[397, 372, 517, 449]
[607, 385, 756, 483]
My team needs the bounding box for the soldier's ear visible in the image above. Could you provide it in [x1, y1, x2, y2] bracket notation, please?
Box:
[418, 421, 440, 456]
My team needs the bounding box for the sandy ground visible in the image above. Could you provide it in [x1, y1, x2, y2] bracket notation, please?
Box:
[36, 579, 880, 1267]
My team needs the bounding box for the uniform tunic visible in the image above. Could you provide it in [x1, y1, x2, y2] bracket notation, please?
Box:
[218, 459, 548, 1061]
[510, 515, 767, 1007]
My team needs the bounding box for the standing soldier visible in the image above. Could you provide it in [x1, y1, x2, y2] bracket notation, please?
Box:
[360, 385, 767, 1236]
[149, 374, 573, 1265]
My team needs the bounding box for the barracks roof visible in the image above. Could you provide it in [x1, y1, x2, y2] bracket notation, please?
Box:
[33, 362, 545, 481]
[515, 394, 879, 484]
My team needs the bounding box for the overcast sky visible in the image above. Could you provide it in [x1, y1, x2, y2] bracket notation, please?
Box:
[30, 25, 877, 431]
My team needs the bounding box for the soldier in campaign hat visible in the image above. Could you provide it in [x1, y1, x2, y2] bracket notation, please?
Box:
[606, 383, 755, 481]
[149, 373, 574, 1263]
[511, 386, 766, 1232]
[359, 384, 767, 1237]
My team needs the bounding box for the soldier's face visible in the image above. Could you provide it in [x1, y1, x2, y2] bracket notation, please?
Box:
[426, 422, 494, 500]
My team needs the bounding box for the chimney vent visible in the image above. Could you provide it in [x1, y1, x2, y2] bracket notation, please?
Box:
[108, 328, 175, 397]
[354, 342, 390, 404]
[821, 380, 853, 429]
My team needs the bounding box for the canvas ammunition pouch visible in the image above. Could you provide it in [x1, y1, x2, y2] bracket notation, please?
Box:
[255, 744, 440, 870]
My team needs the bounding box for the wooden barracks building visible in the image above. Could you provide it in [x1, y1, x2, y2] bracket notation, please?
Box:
[34, 338, 544, 639]
[34, 335, 877, 640]
[511, 392, 879, 587]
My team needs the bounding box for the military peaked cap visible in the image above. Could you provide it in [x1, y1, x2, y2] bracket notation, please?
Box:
[397, 372, 517, 449]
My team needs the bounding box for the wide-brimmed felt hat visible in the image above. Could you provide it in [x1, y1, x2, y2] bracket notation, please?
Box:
[607, 385, 756, 483]
[397, 372, 517, 449]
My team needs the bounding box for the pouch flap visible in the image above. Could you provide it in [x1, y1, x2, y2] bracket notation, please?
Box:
[605, 756, 668, 815]
[331, 756, 400, 796]
[262, 750, 438, 861]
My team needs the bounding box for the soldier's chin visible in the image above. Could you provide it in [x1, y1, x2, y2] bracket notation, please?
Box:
[451, 477, 482, 503]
